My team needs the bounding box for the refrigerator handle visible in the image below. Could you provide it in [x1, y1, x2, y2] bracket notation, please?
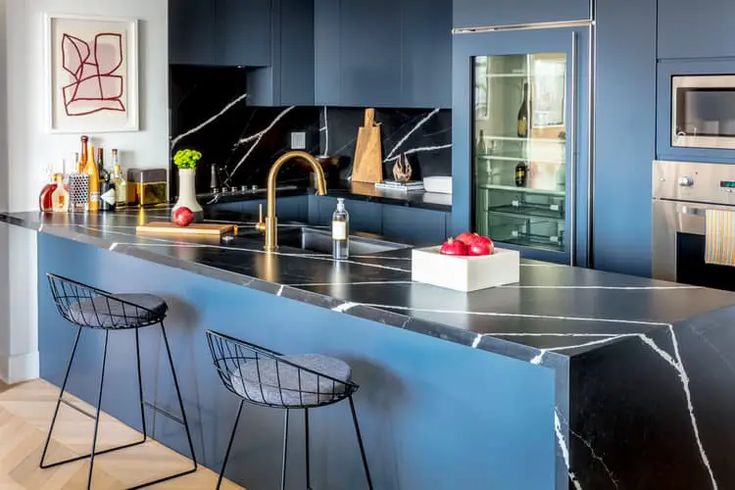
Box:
[569, 31, 578, 267]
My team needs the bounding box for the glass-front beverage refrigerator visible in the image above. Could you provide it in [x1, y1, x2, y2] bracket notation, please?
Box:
[455, 26, 592, 265]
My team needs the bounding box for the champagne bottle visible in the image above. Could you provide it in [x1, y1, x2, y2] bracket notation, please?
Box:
[77, 136, 89, 173]
[517, 82, 530, 139]
[84, 143, 101, 212]
[332, 198, 349, 260]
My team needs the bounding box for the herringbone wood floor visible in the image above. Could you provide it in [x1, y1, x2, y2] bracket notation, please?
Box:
[0, 379, 242, 489]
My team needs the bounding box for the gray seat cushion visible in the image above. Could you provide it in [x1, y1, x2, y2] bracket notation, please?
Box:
[68, 293, 167, 328]
[230, 353, 352, 407]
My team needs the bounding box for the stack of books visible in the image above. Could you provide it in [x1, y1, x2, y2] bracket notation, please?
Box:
[375, 180, 425, 192]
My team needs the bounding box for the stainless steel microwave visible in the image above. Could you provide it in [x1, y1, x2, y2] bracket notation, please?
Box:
[672, 75, 735, 150]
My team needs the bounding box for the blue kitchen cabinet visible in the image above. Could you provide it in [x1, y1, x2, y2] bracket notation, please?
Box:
[312, 196, 383, 234]
[594, 0, 657, 277]
[169, 0, 217, 65]
[402, 0, 452, 108]
[658, 0, 735, 59]
[452, 26, 592, 266]
[215, 0, 272, 67]
[209, 196, 309, 222]
[382, 205, 448, 245]
[453, 0, 590, 29]
[314, 0, 452, 108]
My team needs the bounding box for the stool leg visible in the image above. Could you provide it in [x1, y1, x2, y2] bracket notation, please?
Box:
[281, 409, 290, 490]
[134, 328, 147, 439]
[305, 408, 311, 490]
[40, 326, 83, 469]
[87, 329, 110, 490]
[348, 396, 373, 490]
[217, 400, 244, 490]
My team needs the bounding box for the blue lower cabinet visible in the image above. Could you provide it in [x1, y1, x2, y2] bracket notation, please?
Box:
[314, 196, 383, 234]
[382, 205, 447, 246]
[210, 196, 309, 223]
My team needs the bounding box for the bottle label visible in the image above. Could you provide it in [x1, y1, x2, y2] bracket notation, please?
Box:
[332, 221, 347, 240]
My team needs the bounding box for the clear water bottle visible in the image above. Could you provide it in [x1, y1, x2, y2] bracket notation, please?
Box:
[332, 198, 350, 260]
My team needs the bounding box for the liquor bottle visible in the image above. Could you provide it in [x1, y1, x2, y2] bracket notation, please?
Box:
[100, 180, 116, 212]
[84, 144, 101, 212]
[50, 173, 69, 213]
[38, 170, 56, 212]
[332, 198, 350, 260]
[77, 136, 89, 173]
[515, 161, 528, 187]
[111, 149, 128, 207]
[476, 129, 487, 156]
[97, 148, 109, 183]
[517, 82, 530, 139]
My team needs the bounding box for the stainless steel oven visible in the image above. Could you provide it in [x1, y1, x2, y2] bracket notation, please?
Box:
[672, 75, 735, 149]
[653, 160, 735, 290]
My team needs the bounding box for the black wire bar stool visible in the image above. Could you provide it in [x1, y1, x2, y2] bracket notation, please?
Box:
[206, 330, 373, 490]
[41, 273, 197, 489]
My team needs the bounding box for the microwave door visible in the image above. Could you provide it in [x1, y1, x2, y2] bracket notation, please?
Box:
[672, 75, 735, 149]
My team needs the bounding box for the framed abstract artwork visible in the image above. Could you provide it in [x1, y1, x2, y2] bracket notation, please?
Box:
[45, 14, 139, 133]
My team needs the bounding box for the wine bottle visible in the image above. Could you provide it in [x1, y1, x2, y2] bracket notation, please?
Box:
[476, 129, 487, 156]
[84, 143, 101, 212]
[111, 149, 128, 207]
[332, 198, 350, 260]
[515, 161, 528, 187]
[97, 148, 109, 183]
[517, 82, 530, 139]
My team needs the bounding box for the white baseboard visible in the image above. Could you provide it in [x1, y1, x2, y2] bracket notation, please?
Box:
[0, 350, 39, 384]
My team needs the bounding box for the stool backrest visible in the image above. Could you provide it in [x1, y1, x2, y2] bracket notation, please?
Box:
[47, 273, 158, 329]
[205, 330, 357, 408]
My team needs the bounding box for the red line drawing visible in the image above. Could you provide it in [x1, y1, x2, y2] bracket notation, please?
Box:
[61, 32, 125, 117]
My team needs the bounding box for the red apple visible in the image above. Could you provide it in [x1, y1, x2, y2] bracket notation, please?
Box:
[439, 238, 468, 256]
[455, 232, 476, 246]
[172, 207, 194, 227]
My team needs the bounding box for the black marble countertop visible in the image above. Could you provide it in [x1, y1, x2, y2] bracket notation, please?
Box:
[200, 180, 453, 212]
[2, 207, 734, 369]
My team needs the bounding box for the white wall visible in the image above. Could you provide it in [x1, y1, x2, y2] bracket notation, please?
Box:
[0, 0, 169, 383]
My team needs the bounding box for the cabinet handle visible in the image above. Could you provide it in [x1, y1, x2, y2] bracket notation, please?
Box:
[569, 31, 578, 267]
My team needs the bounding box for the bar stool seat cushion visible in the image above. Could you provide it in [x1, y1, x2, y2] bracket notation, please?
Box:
[230, 354, 352, 407]
[69, 294, 168, 328]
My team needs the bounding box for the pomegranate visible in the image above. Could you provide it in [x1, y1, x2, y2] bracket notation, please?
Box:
[172, 207, 194, 227]
[439, 238, 468, 256]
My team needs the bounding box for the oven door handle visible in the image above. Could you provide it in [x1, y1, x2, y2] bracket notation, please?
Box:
[680, 205, 708, 216]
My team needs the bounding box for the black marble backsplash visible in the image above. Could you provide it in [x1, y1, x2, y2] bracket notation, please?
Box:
[169, 67, 452, 196]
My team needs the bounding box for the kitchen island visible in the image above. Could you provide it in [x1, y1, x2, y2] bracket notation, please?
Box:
[2, 207, 735, 489]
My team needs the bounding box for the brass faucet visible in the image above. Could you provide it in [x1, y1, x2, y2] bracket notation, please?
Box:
[256, 151, 327, 251]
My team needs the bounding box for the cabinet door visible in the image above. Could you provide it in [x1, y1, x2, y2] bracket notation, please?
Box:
[658, 0, 735, 59]
[402, 0, 452, 108]
[314, 0, 342, 105]
[453, 0, 590, 29]
[382, 206, 447, 245]
[215, 0, 272, 67]
[339, 0, 403, 107]
[169, 0, 217, 65]
[313, 197, 383, 234]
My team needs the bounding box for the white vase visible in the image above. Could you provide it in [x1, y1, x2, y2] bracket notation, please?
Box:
[173, 168, 203, 213]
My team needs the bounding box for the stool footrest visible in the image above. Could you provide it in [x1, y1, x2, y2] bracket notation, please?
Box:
[40, 437, 147, 469]
[144, 400, 186, 426]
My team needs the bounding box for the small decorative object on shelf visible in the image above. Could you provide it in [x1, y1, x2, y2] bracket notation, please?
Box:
[392, 153, 413, 183]
[172, 148, 203, 213]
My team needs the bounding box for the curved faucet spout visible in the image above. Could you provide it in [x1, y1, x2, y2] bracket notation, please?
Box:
[256, 151, 328, 251]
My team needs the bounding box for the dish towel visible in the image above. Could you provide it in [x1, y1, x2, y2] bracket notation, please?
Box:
[705, 209, 735, 266]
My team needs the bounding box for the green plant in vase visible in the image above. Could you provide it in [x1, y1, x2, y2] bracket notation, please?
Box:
[172, 148, 204, 213]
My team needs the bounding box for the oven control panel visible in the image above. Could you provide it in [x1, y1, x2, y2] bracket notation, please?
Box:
[653, 160, 735, 205]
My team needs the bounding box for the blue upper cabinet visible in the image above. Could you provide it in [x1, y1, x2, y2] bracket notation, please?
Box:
[169, 0, 217, 65]
[215, 0, 272, 67]
[453, 0, 591, 28]
[314, 0, 452, 108]
[658, 0, 735, 59]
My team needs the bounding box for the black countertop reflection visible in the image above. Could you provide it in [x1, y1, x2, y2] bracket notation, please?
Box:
[3, 207, 734, 368]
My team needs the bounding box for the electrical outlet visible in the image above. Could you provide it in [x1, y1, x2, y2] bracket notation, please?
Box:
[290, 132, 307, 150]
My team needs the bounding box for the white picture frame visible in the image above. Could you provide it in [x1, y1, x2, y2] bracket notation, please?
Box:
[45, 14, 139, 133]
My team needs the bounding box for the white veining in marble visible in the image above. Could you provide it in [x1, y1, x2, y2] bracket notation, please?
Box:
[227, 106, 296, 184]
[276, 285, 285, 297]
[320, 106, 329, 156]
[384, 108, 441, 161]
[332, 302, 359, 313]
[384, 143, 453, 163]
[555, 409, 583, 490]
[170, 93, 248, 150]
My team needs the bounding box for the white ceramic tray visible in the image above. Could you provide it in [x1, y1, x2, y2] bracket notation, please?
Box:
[411, 246, 520, 292]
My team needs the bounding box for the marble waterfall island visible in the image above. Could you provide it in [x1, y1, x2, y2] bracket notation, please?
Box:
[3, 208, 735, 489]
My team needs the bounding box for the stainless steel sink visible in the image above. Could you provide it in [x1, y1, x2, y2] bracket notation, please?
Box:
[244, 226, 410, 255]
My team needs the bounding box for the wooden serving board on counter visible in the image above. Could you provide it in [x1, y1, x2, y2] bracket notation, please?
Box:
[352, 108, 383, 184]
[136, 222, 236, 236]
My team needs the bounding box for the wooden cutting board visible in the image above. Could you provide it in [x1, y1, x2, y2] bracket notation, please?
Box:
[352, 108, 383, 184]
[136, 222, 236, 236]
